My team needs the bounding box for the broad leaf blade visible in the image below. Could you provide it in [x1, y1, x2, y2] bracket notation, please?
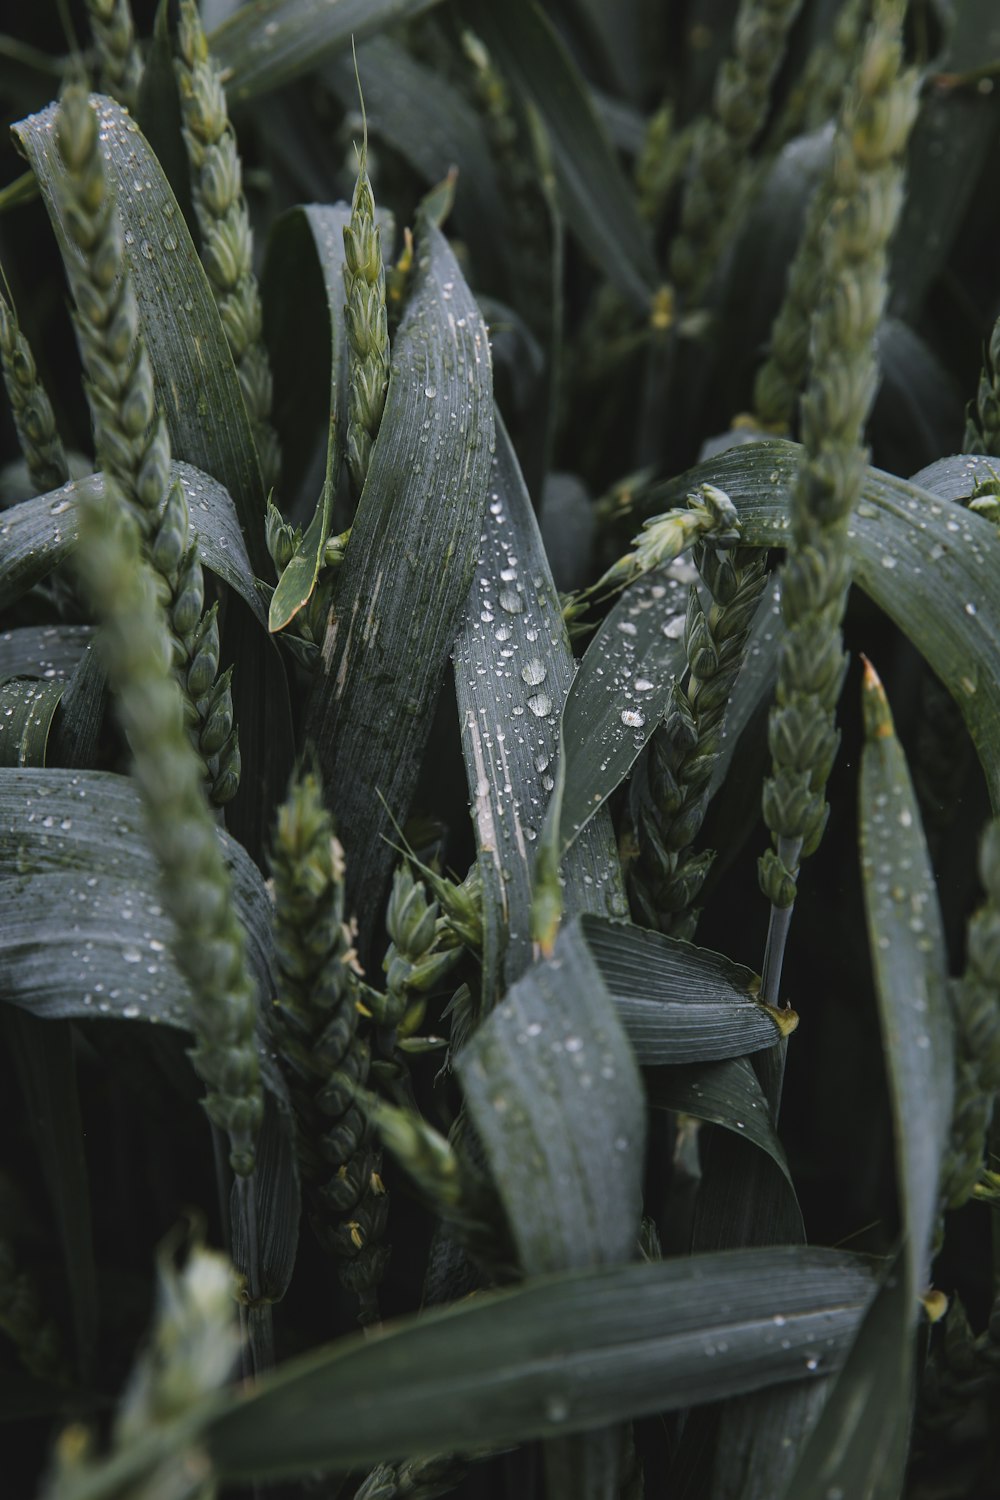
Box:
[581, 914, 783, 1064]
[456, 915, 644, 1497]
[306, 221, 494, 947]
[455, 919, 645, 1275]
[212, 0, 443, 104]
[461, 0, 657, 312]
[206, 1246, 876, 1479]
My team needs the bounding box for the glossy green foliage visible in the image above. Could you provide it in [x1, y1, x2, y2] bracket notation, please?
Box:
[1, 3, 999, 1498]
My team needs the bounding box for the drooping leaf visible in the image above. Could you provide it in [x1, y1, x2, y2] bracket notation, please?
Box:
[455, 919, 645, 1275]
[649, 441, 1000, 810]
[306, 220, 494, 948]
[646, 1056, 793, 1185]
[212, 0, 444, 104]
[0, 769, 276, 1030]
[205, 1246, 876, 1480]
[581, 914, 784, 1064]
[0, 678, 64, 766]
[452, 414, 625, 1001]
[0, 465, 267, 625]
[460, 0, 657, 312]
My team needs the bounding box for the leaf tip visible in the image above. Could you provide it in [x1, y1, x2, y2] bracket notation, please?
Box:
[861, 654, 893, 740]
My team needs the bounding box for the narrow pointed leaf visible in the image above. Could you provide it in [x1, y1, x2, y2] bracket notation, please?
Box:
[461, 0, 657, 312]
[650, 441, 1000, 810]
[205, 1246, 876, 1480]
[455, 919, 645, 1274]
[859, 666, 953, 1298]
[581, 914, 784, 1064]
[306, 221, 494, 945]
[212, 0, 444, 104]
[453, 415, 625, 999]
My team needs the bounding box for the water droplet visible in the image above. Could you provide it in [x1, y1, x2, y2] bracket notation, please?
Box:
[424, 384, 437, 399]
[527, 692, 552, 718]
[499, 590, 523, 614]
[521, 658, 546, 686]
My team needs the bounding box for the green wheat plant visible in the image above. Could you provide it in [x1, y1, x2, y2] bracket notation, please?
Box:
[1, 2, 999, 1497]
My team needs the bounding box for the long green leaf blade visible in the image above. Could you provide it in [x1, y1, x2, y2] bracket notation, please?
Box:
[859, 662, 953, 1297]
[453, 415, 625, 1000]
[582, 914, 785, 1064]
[205, 1246, 876, 1480]
[455, 918, 645, 1274]
[306, 220, 494, 943]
